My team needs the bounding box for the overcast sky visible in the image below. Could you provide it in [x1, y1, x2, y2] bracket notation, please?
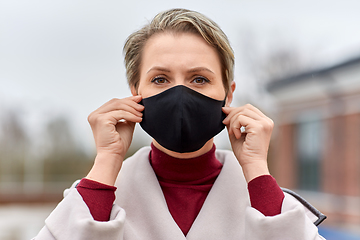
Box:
[1, 0, 360, 152]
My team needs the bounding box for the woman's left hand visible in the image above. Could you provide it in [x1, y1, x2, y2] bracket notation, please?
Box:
[222, 104, 274, 182]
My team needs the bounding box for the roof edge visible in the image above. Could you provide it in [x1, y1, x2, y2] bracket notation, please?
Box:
[266, 55, 360, 92]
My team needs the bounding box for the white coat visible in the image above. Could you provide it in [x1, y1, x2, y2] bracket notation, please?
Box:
[34, 147, 325, 240]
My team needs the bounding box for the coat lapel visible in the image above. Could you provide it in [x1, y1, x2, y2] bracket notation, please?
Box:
[115, 147, 250, 240]
[115, 147, 186, 240]
[186, 150, 249, 239]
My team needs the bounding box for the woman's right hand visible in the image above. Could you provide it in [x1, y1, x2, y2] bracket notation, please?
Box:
[85, 95, 144, 185]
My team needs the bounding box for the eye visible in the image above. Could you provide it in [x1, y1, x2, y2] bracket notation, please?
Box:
[151, 76, 168, 84]
[192, 76, 210, 84]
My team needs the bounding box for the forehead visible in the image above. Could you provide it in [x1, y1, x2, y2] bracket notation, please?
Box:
[141, 32, 221, 71]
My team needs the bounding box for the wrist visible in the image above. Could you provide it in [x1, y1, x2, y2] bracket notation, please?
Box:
[241, 161, 270, 183]
[86, 153, 124, 186]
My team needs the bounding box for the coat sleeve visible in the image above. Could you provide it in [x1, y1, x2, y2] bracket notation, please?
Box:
[244, 193, 326, 240]
[33, 181, 126, 240]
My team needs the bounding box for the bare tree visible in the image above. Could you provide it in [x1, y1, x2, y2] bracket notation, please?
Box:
[45, 116, 77, 156]
[0, 109, 28, 183]
[42, 116, 93, 183]
[239, 30, 308, 83]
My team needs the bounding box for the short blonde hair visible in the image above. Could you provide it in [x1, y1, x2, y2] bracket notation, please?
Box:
[123, 8, 234, 92]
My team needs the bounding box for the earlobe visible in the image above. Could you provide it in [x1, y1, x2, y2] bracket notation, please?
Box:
[130, 86, 138, 96]
[225, 81, 236, 107]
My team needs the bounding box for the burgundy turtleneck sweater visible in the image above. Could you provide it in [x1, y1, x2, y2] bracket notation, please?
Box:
[149, 143, 222, 234]
[77, 144, 284, 235]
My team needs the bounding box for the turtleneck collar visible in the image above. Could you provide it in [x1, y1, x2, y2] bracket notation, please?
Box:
[149, 143, 223, 183]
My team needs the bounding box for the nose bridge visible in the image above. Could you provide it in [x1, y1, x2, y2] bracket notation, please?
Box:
[173, 71, 187, 87]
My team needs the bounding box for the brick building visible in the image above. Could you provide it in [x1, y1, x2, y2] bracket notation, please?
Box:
[267, 56, 360, 228]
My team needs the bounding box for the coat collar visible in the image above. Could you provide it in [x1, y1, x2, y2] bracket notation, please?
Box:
[115, 147, 249, 239]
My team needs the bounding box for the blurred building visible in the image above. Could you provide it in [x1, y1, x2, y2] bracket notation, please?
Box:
[267, 56, 360, 229]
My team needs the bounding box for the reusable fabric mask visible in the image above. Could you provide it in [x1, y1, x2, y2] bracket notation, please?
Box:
[140, 85, 226, 153]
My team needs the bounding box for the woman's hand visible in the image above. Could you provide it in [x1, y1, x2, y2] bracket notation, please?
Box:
[222, 104, 274, 183]
[85, 95, 144, 185]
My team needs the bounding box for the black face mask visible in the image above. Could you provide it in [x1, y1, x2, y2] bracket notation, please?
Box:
[140, 85, 226, 153]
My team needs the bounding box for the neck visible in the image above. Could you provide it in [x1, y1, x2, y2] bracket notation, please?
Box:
[152, 138, 214, 159]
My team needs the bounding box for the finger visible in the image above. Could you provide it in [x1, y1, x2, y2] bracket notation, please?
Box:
[222, 106, 233, 115]
[222, 107, 234, 134]
[100, 96, 140, 108]
[224, 107, 264, 124]
[123, 95, 144, 111]
[229, 114, 254, 139]
[109, 96, 144, 112]
[114, 103, 143, 118]
[222, 107, 238, 125]
[242, 104, 274, 129]
[243, 104, 269, 119]
[223, 106, 253, 125]
[96, 96, 144, 115]
[229, 115, 243, 139]
[131, 95, 143, 103]
[124, 98, 145, 113]
[223, 106, 263, 125]
[103, 110, 143, 125]
[224, 104, 265, 118]
[225, 122, 234, 136]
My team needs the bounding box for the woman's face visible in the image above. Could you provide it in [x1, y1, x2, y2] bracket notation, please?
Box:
[132, 32, 233, 103]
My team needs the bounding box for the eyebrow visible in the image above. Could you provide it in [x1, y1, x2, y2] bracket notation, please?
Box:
[147, 66, 215, 74]
[146, 67, 171, 74]
[187, 67, 215, 75]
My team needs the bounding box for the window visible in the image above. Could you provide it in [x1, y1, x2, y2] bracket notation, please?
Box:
[296, 119, 323, 191]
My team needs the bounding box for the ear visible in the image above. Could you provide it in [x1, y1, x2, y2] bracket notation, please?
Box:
[130, 86, 138, 96]
[225, 81, 236, 107]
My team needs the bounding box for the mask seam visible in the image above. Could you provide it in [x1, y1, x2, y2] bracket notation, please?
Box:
[180, 87, 184, 153]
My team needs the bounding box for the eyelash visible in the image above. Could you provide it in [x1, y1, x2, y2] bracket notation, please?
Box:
[151, 76, 168, 84]
[150, 76, 210, 84]
[192, 76, 210, 84]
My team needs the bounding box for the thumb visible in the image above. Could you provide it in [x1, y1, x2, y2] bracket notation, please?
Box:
[222, 106, 232, 114]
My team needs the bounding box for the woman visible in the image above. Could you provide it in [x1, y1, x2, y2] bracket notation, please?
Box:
[34, 8, 325, 239]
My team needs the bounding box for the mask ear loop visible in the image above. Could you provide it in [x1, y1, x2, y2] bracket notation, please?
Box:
[223, 91, 229, 107]
[223, 96, 227, 106]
